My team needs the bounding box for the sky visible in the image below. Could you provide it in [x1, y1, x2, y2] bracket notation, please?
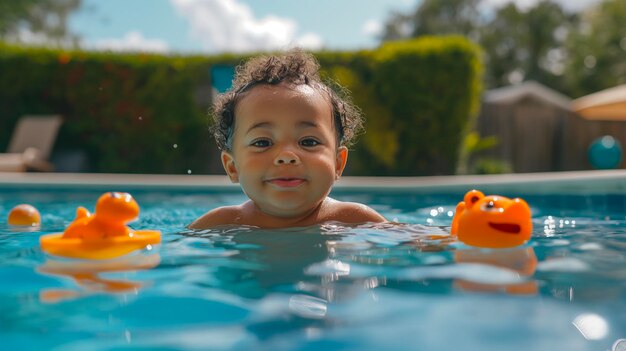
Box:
[68, 0, 601, 55]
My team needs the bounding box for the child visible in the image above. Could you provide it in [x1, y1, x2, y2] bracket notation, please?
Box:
[189, 50, 386, 229]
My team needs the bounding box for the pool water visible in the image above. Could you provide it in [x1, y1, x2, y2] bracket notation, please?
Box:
[1, 186, 625, 350]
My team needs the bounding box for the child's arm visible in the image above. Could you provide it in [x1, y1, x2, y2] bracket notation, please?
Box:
[187, 206, 243, 229]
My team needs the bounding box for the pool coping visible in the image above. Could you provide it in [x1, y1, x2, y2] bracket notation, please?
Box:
[2, 169, 626, 193]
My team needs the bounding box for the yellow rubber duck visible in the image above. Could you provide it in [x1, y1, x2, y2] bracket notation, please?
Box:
[40, 192, 161, 260]
[451, 190, 532, 248]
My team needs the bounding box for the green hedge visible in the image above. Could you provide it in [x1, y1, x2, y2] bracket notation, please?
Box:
[319, 36, 483, 175]
[0, 36, 482, 175]
[0, 45, 243, 174]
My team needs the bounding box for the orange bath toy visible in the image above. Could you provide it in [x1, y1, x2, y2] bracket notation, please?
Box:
[40, 192, 161, 260]
[451, 190, 532, 248]
[8, 204, 41, 227]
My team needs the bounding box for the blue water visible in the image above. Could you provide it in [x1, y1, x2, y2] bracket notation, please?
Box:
[1, 186, 625, 350]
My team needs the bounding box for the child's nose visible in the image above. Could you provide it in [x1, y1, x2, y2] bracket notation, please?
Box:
[274, 150, 301, 165]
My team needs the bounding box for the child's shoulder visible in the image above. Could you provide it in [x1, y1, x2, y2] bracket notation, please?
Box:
[323, 198, 386, 224]
[187, 204, 244, 229]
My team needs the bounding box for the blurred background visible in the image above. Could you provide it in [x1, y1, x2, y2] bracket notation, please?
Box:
[0, 0, 625, 176]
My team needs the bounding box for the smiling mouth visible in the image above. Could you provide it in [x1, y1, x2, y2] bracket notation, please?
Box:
[488, 222, 521, 234]
[267, 178, 305, 188]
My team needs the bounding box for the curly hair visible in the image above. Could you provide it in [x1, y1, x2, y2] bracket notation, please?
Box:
[211, 49, 364, 151]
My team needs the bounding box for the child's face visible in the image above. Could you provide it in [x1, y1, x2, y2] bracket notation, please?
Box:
[221, 83, 348, 218]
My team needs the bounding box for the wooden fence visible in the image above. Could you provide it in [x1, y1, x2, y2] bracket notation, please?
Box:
[475, 97, 626, 172]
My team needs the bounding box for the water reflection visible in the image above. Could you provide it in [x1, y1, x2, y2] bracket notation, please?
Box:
[184, 223, 539, 304]
[182, 226, 336, 300]
[36, 253, 160, 303]
[573, 313, 609, 340]
[453, 247, 537, 295]
[288, 294, 328, 319]
[176, 220, 624, 349]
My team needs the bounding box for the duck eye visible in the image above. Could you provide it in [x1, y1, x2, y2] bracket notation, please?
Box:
[482, 201, 498, 211]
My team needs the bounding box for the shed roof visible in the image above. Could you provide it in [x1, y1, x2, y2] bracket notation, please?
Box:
[484, 81, 572, 111]
[572, 84, 626, 120]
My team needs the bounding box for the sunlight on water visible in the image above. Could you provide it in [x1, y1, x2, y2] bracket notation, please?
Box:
[0, 188, 625, 350]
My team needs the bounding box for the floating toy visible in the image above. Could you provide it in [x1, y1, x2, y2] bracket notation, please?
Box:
[451, 190, 532, 248]
[8, 204, 41, 227]
[40, 192, 161, 260]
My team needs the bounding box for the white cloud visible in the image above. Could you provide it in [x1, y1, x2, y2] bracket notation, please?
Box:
[8, 28, 169, 53]
[362, 19, 383, 38]
[294, 33, 324, 51]
[170, 0, 324, 53]
[11, 29, 50, 45]
[6, 28, 73, 47]
[88, 31, 169, 53]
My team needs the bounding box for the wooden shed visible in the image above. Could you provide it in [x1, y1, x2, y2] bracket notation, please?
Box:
[475, 81, 577, 172]
[475, 81, 626, 172]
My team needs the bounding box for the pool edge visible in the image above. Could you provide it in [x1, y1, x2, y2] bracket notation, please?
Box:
[2, 170, 626, 194]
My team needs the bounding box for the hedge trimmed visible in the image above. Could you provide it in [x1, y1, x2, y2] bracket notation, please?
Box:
[318, 36, 483, 175]
[0, 36, 482, 175]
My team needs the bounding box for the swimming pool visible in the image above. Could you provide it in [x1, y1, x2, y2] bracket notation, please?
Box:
[1, 172, 625, 350]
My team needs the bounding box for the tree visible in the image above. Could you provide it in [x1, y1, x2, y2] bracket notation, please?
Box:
[480, 1, 576, 90]
[381, 12, 412, 42]
[0, 0, 82, 45]
[478, 4, 524, 87]
[380, 0, 577, 92]
[564, 0, 626, 97]
[382, 0, 482, 41]
[411, 0, 482, 38]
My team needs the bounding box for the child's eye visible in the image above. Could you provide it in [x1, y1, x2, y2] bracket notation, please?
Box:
[251, 139, 272, 148]
[300, 138, 321, 147]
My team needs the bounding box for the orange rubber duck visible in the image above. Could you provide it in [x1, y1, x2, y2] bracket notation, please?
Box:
[451, 190, 532, 248]
[40, 192, 161, 260]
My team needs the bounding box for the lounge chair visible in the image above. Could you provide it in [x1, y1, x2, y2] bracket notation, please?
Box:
[0, 115, 63, 172]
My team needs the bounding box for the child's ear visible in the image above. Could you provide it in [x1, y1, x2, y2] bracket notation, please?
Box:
[221, 151, 239, 183]
[335, 146, 348, 180]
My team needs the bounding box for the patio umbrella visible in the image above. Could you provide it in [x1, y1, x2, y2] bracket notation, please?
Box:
[572, 84, 626, 120]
